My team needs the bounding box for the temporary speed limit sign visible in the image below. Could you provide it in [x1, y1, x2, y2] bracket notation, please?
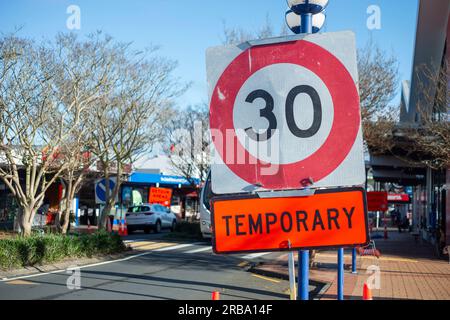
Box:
[206, 31, 365, 195]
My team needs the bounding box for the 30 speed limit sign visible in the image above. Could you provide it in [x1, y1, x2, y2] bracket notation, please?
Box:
[206, 31, 365, 195]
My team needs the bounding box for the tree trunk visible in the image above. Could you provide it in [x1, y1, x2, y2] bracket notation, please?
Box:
[60, 188, 73, 235]
[99, 202, 113, 229]
[99, 167, 112, 230]
[60, 179, 74, 234]
[99, 165, 123, 230]
[20, 207, 34, 237]
[60, 206, 71, 235]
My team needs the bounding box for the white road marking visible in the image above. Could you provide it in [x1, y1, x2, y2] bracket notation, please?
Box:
[0, 251, 153, 283]
[0, 242, 202, 282]
[124, 239, 148, 243]
[153, 243, 203, 252]
[242, 252, 272, 260]
[185, 246, 212, 254]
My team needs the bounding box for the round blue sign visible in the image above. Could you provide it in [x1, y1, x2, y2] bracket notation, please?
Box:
[96, 179, 116, 202]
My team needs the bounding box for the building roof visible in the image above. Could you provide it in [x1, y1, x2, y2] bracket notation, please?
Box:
[132, 154, 178, 176]
[401, 0, 449, 123]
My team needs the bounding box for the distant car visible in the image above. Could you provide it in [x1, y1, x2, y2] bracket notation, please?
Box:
[126, 203, 177, 234]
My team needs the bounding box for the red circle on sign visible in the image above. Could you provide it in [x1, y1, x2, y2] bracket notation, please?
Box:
[210, 40, 360, 189]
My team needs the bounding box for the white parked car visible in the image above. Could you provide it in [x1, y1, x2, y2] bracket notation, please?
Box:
[126, 203, 177, 234]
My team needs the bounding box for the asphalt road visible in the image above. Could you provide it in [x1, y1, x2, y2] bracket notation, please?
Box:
[0, 233, 315, 300]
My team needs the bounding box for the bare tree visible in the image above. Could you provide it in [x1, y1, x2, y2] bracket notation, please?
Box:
[411, 58, 449, 169]
[358, 39, 399, 121]
[364, 56, 449, 170]
[221, 14, 282, 45]
[0, 35, 72, 236]
[356, 39, 400, 159]
[45, 33, 125, 234]
[165, 104, 210, 187]
[92, 42, 187, 229]
[0, 32, 187, 235]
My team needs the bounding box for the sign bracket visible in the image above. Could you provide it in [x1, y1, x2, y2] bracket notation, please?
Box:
[256, 188, 316, 199]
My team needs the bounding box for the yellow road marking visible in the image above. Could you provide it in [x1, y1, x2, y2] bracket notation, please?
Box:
[252, 274, 280, 283]
[7, 280, 38, 285]
[238, 261, 249, 267]
[128, 242, 175, 251]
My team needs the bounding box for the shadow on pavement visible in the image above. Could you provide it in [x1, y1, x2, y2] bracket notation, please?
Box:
[81, 269, 288, 299]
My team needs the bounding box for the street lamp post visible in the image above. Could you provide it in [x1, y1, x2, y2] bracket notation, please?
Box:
[286, 0, 329, 34]
[285, 0, 329, 301]
[301, 13, 313, 33]
[286, 10, 326, 34]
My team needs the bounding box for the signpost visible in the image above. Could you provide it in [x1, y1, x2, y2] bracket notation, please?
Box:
[95, 178, 117, 204]
[211, 188, 369, 253]
[206, 4, 366, 301]
[387, 193, 410, 203]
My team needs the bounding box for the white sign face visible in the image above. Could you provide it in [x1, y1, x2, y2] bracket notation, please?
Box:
[206, 31, 365, 195]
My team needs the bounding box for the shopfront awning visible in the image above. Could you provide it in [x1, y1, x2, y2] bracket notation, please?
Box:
[372, 169, 426, 185]
[129, 172, 200, 187]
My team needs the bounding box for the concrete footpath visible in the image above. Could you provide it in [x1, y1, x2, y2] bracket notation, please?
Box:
[252, 231, 450, 300]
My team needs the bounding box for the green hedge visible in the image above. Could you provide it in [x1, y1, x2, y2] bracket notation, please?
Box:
[0, 231, 126, 270]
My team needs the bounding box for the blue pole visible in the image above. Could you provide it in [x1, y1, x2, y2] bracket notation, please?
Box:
[301, 13, 312, 34]
[337, 248, 344, 300]
[298, 250, 309, 300]
[296, 11, 313, 301]
[74, 197, 79, 227]
[352, 247, 357, 274]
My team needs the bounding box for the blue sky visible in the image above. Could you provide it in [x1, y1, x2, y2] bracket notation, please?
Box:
[0, 0, 419, 108]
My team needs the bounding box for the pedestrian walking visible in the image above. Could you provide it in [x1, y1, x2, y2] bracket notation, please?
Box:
[395, 211, 402, 233]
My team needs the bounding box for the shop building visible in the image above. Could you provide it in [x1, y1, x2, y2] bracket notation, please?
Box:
[368, 0, 449, 250]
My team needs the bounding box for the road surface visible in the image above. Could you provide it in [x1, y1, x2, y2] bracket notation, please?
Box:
[0, 233, 317, 300]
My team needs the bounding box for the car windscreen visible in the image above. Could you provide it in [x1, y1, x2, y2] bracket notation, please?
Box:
[203, 172, 215, 211]
[128, 207, 140, 213]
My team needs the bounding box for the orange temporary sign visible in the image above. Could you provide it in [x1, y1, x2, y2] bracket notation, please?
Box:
[211, 188, 369, 254]
[149, 187, 173, 207]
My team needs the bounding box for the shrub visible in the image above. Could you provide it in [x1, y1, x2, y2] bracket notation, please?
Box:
[0, 230, 126, 270]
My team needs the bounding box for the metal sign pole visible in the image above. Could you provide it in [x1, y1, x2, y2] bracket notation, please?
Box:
[298, 250, 309, 300]
[337, 248, 344, 300]
[352, 247, 357, 274]
[296, 8, 314, 302]
[288, 240, 297, 300]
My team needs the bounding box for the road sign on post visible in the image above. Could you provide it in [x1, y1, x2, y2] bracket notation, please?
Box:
[211, 188, 369, 254]
[149, 187, 173, 207]
[95, 178, 117, 204]
[367, 191, 388, 211]
[206, 32, 365, 195]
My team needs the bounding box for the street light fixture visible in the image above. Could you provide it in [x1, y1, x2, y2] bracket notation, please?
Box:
[285, 10, 326, 34]
[286, 0, 329, 34]
[287, 0, 329, 15]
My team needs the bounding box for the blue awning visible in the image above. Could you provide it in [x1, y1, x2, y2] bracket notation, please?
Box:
[129, 173, 199, 186]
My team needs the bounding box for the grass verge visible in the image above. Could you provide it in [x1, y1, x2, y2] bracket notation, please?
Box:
[0, 230, 126, 270]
